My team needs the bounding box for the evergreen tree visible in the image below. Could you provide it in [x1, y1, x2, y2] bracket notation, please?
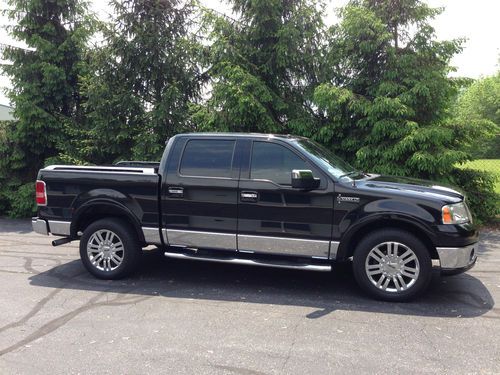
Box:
[0, 0, 92, 216]
[309, 0, 466, 179]
[193, 0, 324, 133]
[82, 0, 202, 163]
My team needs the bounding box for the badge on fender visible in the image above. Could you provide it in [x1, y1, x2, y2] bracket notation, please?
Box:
[337, 194, 360, 204]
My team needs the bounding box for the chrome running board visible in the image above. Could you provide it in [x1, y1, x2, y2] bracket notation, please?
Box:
[163, 252, 331, 272]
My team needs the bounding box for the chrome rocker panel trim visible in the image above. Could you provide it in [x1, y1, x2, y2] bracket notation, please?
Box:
[142, 227, 162, 245]
[238, 234, 331, 258]
[167, 229, 236, 250]
[145, 228, 341, 260]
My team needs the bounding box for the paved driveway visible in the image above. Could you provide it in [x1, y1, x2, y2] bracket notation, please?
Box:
[0, 218, 498, 374]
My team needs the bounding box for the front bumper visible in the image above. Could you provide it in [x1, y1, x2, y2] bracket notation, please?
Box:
[436, 243, 477, 275]
[32, 217, 71, 237]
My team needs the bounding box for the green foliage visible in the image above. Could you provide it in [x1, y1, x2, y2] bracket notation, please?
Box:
[0, 0, 497, 224]
[1, 0, 92, 169]
[452, 73, 500, 158]
[193, 0, 325, 133]
[457, 159, 500, 195]
[0, 0, 93, 217]
[81, 0, 202, 163]
[456, 73, 500, 125]
[308, 0, 467, 179]
[450, 168, 499, 224]
[0, 182, 37, 218]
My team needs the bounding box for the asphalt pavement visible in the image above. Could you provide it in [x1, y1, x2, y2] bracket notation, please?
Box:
[0, 218, 498, 374]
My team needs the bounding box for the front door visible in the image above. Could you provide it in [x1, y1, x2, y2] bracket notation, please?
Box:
[237, 139, 334, 258]
[161, 136, 239, 251]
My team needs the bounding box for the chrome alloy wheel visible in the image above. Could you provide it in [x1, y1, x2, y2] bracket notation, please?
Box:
[365, 241, 420, 293]
[87, 229, 124, 272]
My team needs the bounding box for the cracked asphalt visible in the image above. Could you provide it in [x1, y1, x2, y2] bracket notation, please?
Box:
[0, 218, 499, 374]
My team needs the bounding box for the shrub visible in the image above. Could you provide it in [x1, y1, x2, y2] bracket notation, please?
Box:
[0, 182, 37, 218]
[450, 168, 499, 224]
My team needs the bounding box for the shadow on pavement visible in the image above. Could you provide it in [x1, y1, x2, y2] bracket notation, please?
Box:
[29, 250, 495, 319]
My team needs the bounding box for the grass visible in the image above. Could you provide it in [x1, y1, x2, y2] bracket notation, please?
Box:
[459, 159, 500, 194]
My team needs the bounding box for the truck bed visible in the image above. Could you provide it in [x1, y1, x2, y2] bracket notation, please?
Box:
[37, 165, 160, 230]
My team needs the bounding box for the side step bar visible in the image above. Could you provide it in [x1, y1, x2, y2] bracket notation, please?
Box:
[164, 252, 332, 272]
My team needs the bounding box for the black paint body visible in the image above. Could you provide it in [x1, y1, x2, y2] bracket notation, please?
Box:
[37, 133, 478, 259]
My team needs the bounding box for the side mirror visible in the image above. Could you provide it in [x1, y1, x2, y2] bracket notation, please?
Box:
[291, 170, 320, 190]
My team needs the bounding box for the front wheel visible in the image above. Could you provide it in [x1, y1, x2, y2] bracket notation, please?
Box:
[352, 229, 432, 301]
[79, 218, 141, 279]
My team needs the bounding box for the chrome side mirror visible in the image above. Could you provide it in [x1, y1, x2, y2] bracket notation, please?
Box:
[291, 170, 320, 190]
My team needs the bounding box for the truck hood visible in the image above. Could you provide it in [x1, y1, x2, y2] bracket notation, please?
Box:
[355, 174, 464, 203]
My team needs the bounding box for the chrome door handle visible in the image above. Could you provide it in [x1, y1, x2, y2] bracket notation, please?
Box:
[168, 187, 184, 197]
[240, 191, 258, 202]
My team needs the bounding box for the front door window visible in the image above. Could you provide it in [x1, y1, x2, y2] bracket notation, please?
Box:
[250, 141, 309, 185]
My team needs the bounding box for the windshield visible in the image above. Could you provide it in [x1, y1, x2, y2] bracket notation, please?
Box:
[292, 138, 359, 179]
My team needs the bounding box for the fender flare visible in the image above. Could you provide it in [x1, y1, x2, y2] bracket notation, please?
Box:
[71, 199, 146, 243]
[335, 212, 438, 261]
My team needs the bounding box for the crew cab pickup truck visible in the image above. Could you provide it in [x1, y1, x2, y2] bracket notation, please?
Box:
[32, 133, 478, 301]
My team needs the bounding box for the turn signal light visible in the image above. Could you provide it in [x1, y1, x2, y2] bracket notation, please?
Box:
[442, 206, 452, 224]
[35, 180, 47, 206]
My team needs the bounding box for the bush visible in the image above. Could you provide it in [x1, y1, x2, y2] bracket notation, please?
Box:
[450, 167, 499, 224]
[0, 182, 37, 218]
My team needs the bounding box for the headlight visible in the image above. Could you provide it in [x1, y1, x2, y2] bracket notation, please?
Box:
[442, 202, 472, 224]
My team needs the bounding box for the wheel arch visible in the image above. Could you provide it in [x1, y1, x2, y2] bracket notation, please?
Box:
[336, 216, 438, 261]
[71, 200, 145, 244]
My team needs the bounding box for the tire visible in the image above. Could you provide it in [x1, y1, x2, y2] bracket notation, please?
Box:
[79, 218, 142, 279]
[352, 229, 432, 302]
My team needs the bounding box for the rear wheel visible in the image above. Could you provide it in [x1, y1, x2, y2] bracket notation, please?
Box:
[352, 229, 432, 301]
[79, 218, 141, 279]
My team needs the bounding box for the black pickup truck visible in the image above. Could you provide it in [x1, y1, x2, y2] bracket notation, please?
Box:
[32, 133, 478, 301]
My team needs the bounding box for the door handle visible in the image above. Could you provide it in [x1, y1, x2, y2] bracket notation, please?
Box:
[240, 191, 258, 202]
[168, 187, 184, 197]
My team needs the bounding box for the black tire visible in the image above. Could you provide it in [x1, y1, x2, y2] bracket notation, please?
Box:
[79, 218, 142, 279]
[352, 229, 432, 302]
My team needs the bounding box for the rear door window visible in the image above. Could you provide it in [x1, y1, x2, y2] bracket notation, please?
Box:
[180, 139, 235, 178]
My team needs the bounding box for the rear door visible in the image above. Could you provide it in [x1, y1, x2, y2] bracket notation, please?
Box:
[237, 139, 334, 258]
[161, 136, 239, 251]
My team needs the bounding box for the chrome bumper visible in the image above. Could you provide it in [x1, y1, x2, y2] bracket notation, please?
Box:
[436, 243, 477, 272]
[32, 217, 71, 237]
[32, 217, 48, 235]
